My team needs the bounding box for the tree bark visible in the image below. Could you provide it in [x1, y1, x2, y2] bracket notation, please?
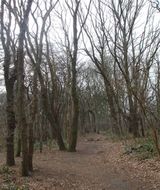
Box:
[16, 131, 21, 157]
[41, 89, 66, 151]
[1, 1, 16, 166]
[5, 78, 16, 166]
[28, 123, 33, 172]
[28, 71, 37, 172]
[17, 0, 33, 176]
[68, 2, 80, 151]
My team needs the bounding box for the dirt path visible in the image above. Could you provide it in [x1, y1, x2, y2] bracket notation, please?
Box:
[28, 134, 157, 190]
[1, 134, 160, 189]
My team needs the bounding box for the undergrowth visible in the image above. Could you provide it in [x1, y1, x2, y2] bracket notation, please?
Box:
[105, 129, 131, 142]
[0, 165, 29, 190]
[105, 129, 159, 160]
[124, 137, 157, 160]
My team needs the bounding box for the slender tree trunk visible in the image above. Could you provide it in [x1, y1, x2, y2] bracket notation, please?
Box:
[140, 115, 145, 137]
[39, 113, 44, 153]
[28, 71, 37, 172]
[39, 141, 43, 153]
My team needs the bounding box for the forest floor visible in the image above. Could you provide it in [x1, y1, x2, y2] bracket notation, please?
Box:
[1, 133, 160, 190]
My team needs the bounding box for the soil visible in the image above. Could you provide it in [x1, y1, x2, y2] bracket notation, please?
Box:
[1, 133, 160, 190]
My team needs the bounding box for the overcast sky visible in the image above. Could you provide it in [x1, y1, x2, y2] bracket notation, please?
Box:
[0, 0, 160, 92]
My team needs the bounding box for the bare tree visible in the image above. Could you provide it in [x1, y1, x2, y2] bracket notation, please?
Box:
[83, 0, 160, 137]
[82, 1, 122, 135]
[16, 0, 33, 176]
[57, 0, 92, 151]
[26, 0, 67, 151]
[0, 0, 17, 166]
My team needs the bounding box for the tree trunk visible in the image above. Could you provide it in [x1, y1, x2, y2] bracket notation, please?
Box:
[68, 81, 79, 152]
[17, 50, 29, 176]
[28, 71, 37, 172]
[127, 87, 140, 138]
[16, 132, 21, 157]
[129, 113, 140, 137]
[17, 0, 33, 176]
[41, 89, 66, 151]
[68, 2, 80, 152]
[56, 129, 66, 151]
[6, 84, 16, 166]
[6, 128, 15, 166]
[104, 81, 120, 136]
[140, 115, 145, 137]
[28, 123, 33, 172]
[1, 0, 17, 167]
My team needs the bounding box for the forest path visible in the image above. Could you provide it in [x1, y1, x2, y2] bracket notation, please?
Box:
[27, 133, 157, 190]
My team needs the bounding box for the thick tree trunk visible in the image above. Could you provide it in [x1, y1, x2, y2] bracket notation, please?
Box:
[17, 63, 29, 176]
[68, 2, 80, 152]
[6, 128, 15, 166]
[56, 130, 66, 151]
[1, 0, 16, 167]
[68, 60, 79, 152]
[41, 89, 66, 151]
[104, 81, 120, 136]
[128, 93, 140, 138]
[16, 132, 21, 157]
[28, 123, 33, 172]
[68, 101, 79, 152]
[50, 118, 66, 151]
[68, 67, 79, 152]
[129, 112, 140, 138]
[3, 45, 16, 166]
[17, 0, 33, 176]
[6, 85, 16, 166]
